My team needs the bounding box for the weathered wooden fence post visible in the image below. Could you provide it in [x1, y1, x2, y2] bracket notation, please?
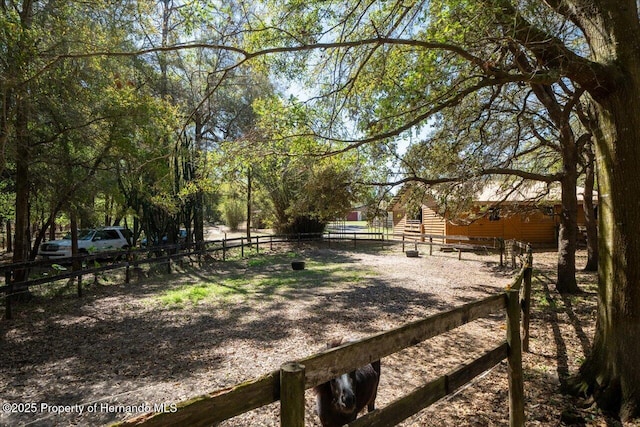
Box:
[510, 240, 517, 268]
[198, 241, 205, 265]
[506, 289, 525, 427]
[125, 262, 131, 285]
[241, 237, 244, 258]
[402, 235, 405, 252]
[521, 246, 533, 352]
[5, 273, 13, 320]
[280, 362, 305, 427]
[429, 236, 433, 256]
[222, 238, 227, 261]
[499, 238, 505, 267]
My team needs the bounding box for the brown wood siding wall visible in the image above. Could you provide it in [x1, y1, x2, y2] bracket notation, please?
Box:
[392, 210, 407, 235]
[576, 205, 589, 227]
[445, 210, 556, 244]
[519, 211, 556, 243]
[421, 205, 446, 236]
[391, 199, 583, 244]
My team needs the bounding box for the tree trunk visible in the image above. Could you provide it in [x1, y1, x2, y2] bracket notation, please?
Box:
[193, 115, 205, 251]
[556, 175, 580, 293]
[555, 123, 580, 293]
[578, 84, 640, 420]
[30, 214, 55, 260]
[6, 220, 12, 253]
[12, 170, 29, 269]
[582, 143, 598, 272]
[12, 144, 32, 299]
[70, 210, 81, 272]
[194, 192, 204, 250]
[10, 2, 33, 271]
[518, 71, 580, 293]
[105, 194, 112, 226]
[49, 215, 56, 241]
[12, 87, 32, 283]
[246, 167, 252, 241]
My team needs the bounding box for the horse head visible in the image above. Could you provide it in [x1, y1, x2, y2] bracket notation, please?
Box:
[314, 338, 381, 427]
[329, 372, 357, 414]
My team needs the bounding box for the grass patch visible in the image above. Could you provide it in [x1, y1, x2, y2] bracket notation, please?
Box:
[226, 248, 301, 265]
[228, 262, 369, 295]
[154, 249, 373, 306]
[247, 257, 271, 268]
[158, 283, 239, 306]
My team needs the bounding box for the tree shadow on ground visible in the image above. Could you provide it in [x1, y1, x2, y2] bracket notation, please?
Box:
[0, 245, 512, 426]
[535, 270, 571, 390]
[531, 269, 623, 427]
[534, 270, 596, 387]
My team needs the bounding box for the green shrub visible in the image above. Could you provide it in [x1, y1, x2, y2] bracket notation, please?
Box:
[223, 200, 245, 231]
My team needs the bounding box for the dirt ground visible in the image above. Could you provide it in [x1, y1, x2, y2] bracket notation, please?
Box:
[0, 242, 628, 426]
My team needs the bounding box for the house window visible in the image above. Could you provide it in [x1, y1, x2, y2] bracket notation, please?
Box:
[488, 208, 500, 221]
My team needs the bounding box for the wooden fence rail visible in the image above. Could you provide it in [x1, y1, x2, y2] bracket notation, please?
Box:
[395, 232, 530, 271]
[114, 255, 533, 427]
[1, 232, 389, 319]
[1, 231, 521, 320]
[396, 232, 508, 264]
[1, 232, 528, 322]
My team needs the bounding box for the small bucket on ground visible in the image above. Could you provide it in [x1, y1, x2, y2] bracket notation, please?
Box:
[291, 261, 306, 270]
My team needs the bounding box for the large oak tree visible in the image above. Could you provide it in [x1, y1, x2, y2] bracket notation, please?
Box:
[481, 1, 640, 418]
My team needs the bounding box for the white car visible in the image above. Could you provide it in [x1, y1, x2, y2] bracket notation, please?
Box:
[38, 227, 132, 259]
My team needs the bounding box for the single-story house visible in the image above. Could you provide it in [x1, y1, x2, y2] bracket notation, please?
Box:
[388, 182, 597, 245]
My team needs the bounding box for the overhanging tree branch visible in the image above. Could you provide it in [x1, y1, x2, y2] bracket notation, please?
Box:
[488, 0, 617, 96]
[308, 73, 563, 157]
[481, 167, 561, 182]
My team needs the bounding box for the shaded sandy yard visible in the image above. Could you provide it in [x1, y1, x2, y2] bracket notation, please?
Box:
[1, 242, 585, 426]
